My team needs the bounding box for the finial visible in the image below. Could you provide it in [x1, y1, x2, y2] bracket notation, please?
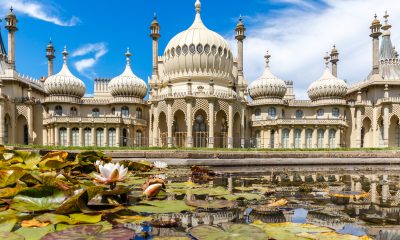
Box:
[324, 52, 330, 67]
[10, 6, 13, 12]
[239, 14, 242, 21]
[195, 0, 201, 14]
[384, 10, 389, 23]
[62, 46, 68, 63]
[264, 51, 271, 68]
[153, 12, 157, 20]
[125, 48, 131, 65]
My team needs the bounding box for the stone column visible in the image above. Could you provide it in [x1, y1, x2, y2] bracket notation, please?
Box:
[116, 126, 121, 147]
[42, 128, 48, 146]
[149, 105, 153, 147]
[265, 128, 271, 149]
[372, 107, 377, 147]
[335, 128, 341, 148]
[208, 99, 214, 148]
[275, 129, 280, 148]
[66, 126, 71, 146]
[49, 127, 53, 146]
[91, 127, 96, 147]
[228, 103, 233, 149]
[240, 107, 245, 148]
[300, 127, 306, 148]
[54, 126, 59, 146]
[103, 127, 108, 147]
[79, 126, 84, 147]
[167, 101, 173, 148]
[356, 107, 362, 148]
[0, 101, 4, 145]
[324, 128, 329, 148]
[152, 105, 159, 147]
[186, 99, 193, 148]
[312, 127, 317, 148]
[27, 105, 34, 144]
[383, 105, 389, 147]
[289, 128, 294, 149]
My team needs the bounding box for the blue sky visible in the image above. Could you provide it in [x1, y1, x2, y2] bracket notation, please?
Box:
[0, 0, 398, 98]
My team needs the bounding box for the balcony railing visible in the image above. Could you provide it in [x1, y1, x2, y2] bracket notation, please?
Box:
[250, 117, 349, 127]
[43, 115, 147, 126]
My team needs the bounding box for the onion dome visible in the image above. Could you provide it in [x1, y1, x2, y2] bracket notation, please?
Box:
[44, 47, 86, 98]
[108, 48, 148, 98]
[307, 53, 348, 101]
[248, 51, 287, 100]
[163, 0, 234, 83]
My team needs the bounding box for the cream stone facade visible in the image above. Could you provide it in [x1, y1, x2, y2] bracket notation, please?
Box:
[0, 3, 399, 149]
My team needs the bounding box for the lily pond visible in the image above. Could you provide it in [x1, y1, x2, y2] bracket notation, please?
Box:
[0, 149, 399, 239]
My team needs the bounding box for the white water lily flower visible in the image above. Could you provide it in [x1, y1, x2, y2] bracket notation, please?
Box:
[93, 162, 128, 184]
[153, 161, 168, 169]
[95, 160, 103, 166]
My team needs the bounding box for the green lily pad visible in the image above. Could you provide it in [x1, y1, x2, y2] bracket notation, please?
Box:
[0, 169, 26, 188]
[0, 184, 25, 198]
[185, 199, 237, 209]
[188, 186, 231, 196]
[41, 225, 135, 240]
[55, 186, 103, 214]
[189, 223, 267, 240]
[3, 150, 41, 170]
[39, 151, 75, 170]
[15, 225, 55, 240]
[0, 218, 17, 232]
[36, 213, 102, 225]
[128, 200, 195, 213]
[10, 187, 67, 212]
[0, 231, 24, 240]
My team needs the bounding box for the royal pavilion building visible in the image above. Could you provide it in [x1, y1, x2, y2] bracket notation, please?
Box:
[0, 2, 399, 149]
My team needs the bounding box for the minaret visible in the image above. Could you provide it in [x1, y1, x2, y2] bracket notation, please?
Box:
[150, 13, 160, 96]
[369, 14, 382, 75]
[235, 15, 246, 98]
[5, 7, 18, 70]
[46, 39, 55, 77]
[330, 45, 339, 77]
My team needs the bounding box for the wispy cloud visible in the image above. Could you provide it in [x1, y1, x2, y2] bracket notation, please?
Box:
[71, 43, 108, 78]
[237, 0, 400, 99]
[0, 0, 79, 26]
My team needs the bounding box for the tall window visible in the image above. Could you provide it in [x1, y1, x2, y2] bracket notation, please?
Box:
[92, 109, 100, 117]
[111, 107, 116, 116]
[306, 129, 313, 148]
[136, 108, 142, 119]
[255, 108, 261, 119]
[317, 129, 325, 148]
[294, 129, 301, 148]
[55, 106, 62, 116]
[71, 128, 79, 146]
[96, 128, 104, 147]
[109, 128, 116, 147]
[268, 107, 277, 119]
[332, 108, 340, 118]
[84, 127, 92, 146]
[121, 106, 129, 117]
[282, 129, 290, 148]
[136, 130, 143, 147]
[296, 110, 303, 119]
[70, 107, 78, 116]
[317, 109, 324, 118]
[329, 129, 336, 148]
[59, 127, 67, 146]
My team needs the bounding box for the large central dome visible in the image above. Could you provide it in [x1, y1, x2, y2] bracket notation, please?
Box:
[162, 0, 234, 85]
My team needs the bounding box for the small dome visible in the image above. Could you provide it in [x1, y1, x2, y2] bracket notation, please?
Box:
[44, 47, 86, 98]
[248, 51, 287, 99]
[308, 55, 348, 101]
[108, 49, 148, 98]
[162, 0, 234, 84]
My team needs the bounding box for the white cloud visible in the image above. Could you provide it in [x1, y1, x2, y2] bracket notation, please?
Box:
[72, 43, 108, 77]
[0, 0, 79, 26]
[238, 0, 400, 99]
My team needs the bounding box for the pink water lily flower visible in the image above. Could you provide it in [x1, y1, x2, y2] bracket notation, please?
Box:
[93, 162, 128, 184]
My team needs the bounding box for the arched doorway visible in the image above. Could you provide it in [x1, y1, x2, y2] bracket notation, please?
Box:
[361, 117, 371, 148]
[158, 112, 168, 147]
[389, 116, 400, 147]
[173, 110, 187, 147]
[232, 113, 241, 148]
[215, 110, 227, 148]
[193, 110, 208, 148]
[16, 115, 28, 145]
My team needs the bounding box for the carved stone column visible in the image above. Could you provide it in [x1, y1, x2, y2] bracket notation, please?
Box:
[149, 105, 153, 147]
[228, 103, 233, 149]
[27, 105, 34, 145]
[265, 128, 271, 149]
[0, 101, 4, 145]
[42, 128, 48, 146]
[91, 127, 96, 147]
[300, 127, 306, 148]
[167, 101, 173, 148]
[356, 107, 362, 148]
[383, 105, 389, 147]
[335, 127, 341, 148]
[103, 127, 108, 147]
[66, 126, 71, 146]
[54, 125, 59, 146]
[152, 104, 159, 147]
[79, 126, 83, 147]
[186, 99, 193, 148]
[240, 107, 245, 148]
[312, 127, 317, 148]
[208, 99, 214, 148]
[116, 126, 121, 147]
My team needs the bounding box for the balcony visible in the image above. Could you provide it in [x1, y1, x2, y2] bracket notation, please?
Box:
[43, 115, 147, 126]
[250, 117, 349, 127]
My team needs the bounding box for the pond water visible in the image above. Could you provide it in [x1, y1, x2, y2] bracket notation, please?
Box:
[132, 165, 400, 239]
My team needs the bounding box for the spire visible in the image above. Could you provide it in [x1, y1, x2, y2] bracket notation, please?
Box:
[324, 52, 330, 68]
[264, 51, 271, 68]
[62, 46, 68, 64]
[380, 11, 396, 60]
[382, 11, 392, 36]
[125, 48, 131, 66]
[190, 0, 206, 29]
[235, 14, 246, 40]
[195, 0, 201, 14]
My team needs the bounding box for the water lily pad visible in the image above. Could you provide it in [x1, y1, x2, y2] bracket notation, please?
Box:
[39, 151, 74, 170]
[36, 213, 102, 225]
[128, 160, 153, 172]
[221, 193, 263, 201]
[0, 231, 24, 240]
[3, 150, 41, 170]
[129, 200, 195, 213]
[41, 225, 135, 240]
[15, 225, 55, 240]
[55, 186, 103, 214]
[0, 218, 17, 232]
[297, 232, 371, 240]
[189, 223, 267, 240]
[0, 169, 26, 188]
[0, 184, 25, 198]
[10, 187, 67, 212]
[328, 191, 369, 198]
[185, 199, 237, 209]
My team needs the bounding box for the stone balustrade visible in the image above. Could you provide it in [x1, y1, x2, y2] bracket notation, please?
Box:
[43, 115, 147, 126]
[251, 117, 349, 127]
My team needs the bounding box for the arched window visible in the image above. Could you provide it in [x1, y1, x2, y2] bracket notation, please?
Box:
[136, 107, 142, 119]
[55, 105, 62, 116]
[332, 108, 340, 118]
[92, 108, 100, 117]
[59, 127, 67, 146]
[70, 107, 77, 116]
[194, 115, 207, 132]
[255, 108, 261, 119]
[317, 109, 324, 118]
[268, 107, 276, 119]
[111, 107, 116, 116]
[317, 129, 325, 148]
[296, 110, 303, 119]
[121, 106, 129, 117]
[71, 128, 79, 146]
[96, 128, 104, 147]
[282, 129, 290, 148]
[294, 129, 301, 148]
[329, 129, 336, 148]
[108, 128, 116, 147]
[306, 129, 313, 148]
[84, 127, 92, 146]
[136, 130, 143, 147]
